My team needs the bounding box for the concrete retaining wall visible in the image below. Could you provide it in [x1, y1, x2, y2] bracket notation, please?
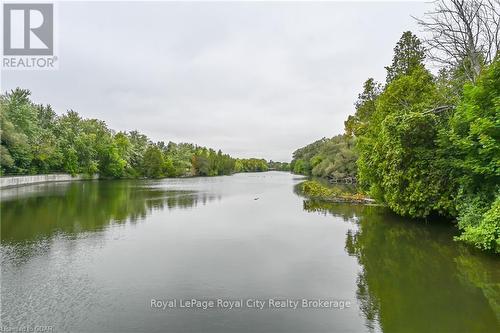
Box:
[0, 174, 96, 189]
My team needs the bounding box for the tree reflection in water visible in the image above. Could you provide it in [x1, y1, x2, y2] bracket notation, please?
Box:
[300, 192, 500, 333]
[1, 180, 217, 244]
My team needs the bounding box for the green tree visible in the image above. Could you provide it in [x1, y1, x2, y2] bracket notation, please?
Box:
[31, 105, 62, 173]
[446, 58, 500, 252]
[357, 66, 456, 216]
[291, 135, 357, 180]
[141, 145, 165, 178]
[0, 89, 36, 174]
[127, 130, 150, 175]
[385, 31, 426, 84]
[345, 78, 381, 137]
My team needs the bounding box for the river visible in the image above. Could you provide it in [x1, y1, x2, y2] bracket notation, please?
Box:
[1, 172, 499, 332]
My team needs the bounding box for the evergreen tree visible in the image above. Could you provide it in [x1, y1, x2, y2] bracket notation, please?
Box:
[345, 78, 381, 137]
[385, 31, 426, 84]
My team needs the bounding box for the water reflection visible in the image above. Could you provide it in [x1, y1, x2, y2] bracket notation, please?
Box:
[1, 175, 499, 332]
[1, 180, 216, 244]
[299, 185, 500, 333]
[302, 199, 366, 223]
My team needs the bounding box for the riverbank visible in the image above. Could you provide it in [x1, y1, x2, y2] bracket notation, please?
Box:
[0, 171, 285, 189]
[0, 174, 99, 189]
[299, 180, 376, 204]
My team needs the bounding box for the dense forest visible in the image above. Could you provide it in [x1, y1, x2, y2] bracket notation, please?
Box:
[0, 89, 289, 178]
[292, 0, 499, 253]
[290, 135, 357, 180]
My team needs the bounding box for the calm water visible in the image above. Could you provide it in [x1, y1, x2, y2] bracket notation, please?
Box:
[1, 172, 499, 332]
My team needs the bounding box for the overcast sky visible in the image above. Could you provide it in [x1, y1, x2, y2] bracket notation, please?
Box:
[1, 1, 429, 161]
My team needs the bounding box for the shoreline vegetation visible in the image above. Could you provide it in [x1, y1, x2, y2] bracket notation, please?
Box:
[290, 2, 499, 253]
[299, 180, 376, 205]
[0, 89, 290, 181]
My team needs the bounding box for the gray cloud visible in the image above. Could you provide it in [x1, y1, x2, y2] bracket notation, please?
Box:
[1, 1, 427, 161]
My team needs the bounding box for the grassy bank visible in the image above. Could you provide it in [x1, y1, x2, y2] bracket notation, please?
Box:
[299, 180, 376, 204]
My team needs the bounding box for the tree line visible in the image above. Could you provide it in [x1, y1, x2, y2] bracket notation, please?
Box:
[292, 0, 499, 253]
[0, 89, 288, 178]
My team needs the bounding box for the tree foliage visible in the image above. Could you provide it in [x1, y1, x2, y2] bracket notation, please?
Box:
[385, 31, 426, 83]
[293, 26, 499, 253]
[344, 78, 381, 137]
[355, 32, 499, 252]
[446, 59, 500, 251]
[0, 89, 285, 179]
[291, 135, 357, 180]
[353, 29, 499, 252]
